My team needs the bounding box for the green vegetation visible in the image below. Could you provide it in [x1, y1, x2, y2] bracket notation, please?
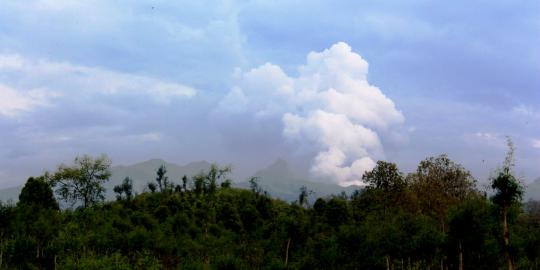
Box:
[0, 149, 539, 269]
[50, 155, 112, 208]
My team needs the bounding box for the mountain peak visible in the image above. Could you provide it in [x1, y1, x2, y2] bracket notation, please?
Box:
[135, 158, 168, 167]
[255, 158, 292, 179]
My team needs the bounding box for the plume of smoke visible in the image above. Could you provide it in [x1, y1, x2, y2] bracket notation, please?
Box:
[220, 42, 404, 186]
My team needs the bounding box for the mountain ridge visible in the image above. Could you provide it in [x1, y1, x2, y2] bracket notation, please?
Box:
[235, 159, 360, 201]
[0, 159, 213, 203]
[2, 158, 354, 203]
[2, 158, 539, 203]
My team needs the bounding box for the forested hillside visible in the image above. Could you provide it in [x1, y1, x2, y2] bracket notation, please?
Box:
[0, 152, 539, 270]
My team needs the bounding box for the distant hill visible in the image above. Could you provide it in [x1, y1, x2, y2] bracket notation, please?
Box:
[104, 159, 212, 199]
[0, 158, 361, 203]
[525, 177, 540, 201]
[2, 159, 535, 204]
[236, 159, 361, 202]
[0, 159, 212, 203]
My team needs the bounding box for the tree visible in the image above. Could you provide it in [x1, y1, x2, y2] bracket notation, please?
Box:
[407, 155, 478, 270]
[16, 176, 60, 268]
[249, 177, 262, 195]
[50, 154, 112, 208]
[147, 182, 157, 193]
[220, 179, 232, 189]
[113, 177, 134, 201]
[18, 176, 58, 210]
[181, 175, 188, 192]
[204, 165, 227, 195]
[297, 186, 313, 207]
[409, 154, 477, 229]
[0, 202, 14, 268]
[448, 197, 497, 270]
[155, 165, 170, 192]
[362, 161, 405, 193]
[491, 138, 523, 270]
[362, 161, 406, 213]
[361, 161, 408, 269]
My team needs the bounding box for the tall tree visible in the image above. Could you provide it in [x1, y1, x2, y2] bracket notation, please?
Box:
[298, 186, 312, 207]
[249, 177, 262, 195]
[113, 177, 133, 201]
[491, 138, 523, 270]
[448, 196, 496, 270]
[18, 176, 58, 210]
[0, 202, 14, 268]
[50, 154, 112, 208]
[155, 165, 169, 192]
[362, 161, 406, 213]
[16, 176, 61, 268]
[204, 165, 230, 195]
[181, 175, 188, 192]
[409, 154, 477, 230]
[362, 161, 407, 269]
[362, 161, 405, 192]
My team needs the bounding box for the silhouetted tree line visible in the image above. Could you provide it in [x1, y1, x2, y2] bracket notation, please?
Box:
[0, 140, 539, 269]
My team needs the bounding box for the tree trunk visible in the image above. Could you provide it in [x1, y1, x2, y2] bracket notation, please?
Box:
[440, 221, 446, 270]
[458, 241, 463, 270]
[386, 255, 390, 270]
[0, 239, 3, 269]
[503, 208, 514, 270]
[204, 225, 210, 269]
[285, 238, 291, 268]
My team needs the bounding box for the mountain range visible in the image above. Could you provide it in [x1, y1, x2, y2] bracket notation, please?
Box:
[2, 159, 539, 204]
[0, 158, 359, 203]
[236, 159, 359, 201]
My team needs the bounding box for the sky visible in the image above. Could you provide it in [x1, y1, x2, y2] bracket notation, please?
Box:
[0, 0, 539, 188]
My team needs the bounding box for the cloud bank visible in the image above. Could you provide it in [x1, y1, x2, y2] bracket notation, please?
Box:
[0, 54, 196, 111]
[221, 42, 404, 186]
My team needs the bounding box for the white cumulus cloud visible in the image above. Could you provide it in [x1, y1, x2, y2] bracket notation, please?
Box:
[221, 42, 404, 186]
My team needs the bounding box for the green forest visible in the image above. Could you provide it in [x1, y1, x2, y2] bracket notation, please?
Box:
[1, 143, 539, 270]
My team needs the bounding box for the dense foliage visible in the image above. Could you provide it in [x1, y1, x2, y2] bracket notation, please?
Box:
[0, 154, 539, 270]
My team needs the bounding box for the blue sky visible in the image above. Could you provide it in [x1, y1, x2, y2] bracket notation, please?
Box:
[0, 0, 539, 187]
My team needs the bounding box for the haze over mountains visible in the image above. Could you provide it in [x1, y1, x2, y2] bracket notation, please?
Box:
[0, 158, 359, 203]
[1, 158, 539, 204]
[236, 159, 359, 201]
[103, 159, 213, 198]
[526, 177, 540, 201]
